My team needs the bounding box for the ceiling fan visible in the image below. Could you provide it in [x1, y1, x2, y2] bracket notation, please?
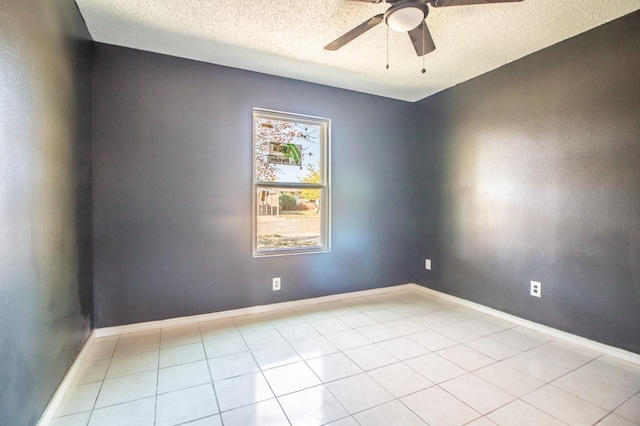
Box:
[325, 0, 524, 57]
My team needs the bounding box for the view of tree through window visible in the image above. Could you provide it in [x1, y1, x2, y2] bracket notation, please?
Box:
[253, 109, 330, 256]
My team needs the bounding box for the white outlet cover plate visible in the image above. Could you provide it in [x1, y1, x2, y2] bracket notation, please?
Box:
[273, 277, 281, 291]
[531, 281, 541, 297]
[425, 259, 432, 270]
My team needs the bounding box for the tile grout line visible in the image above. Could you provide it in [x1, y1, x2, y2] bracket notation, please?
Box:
[86, 334, 121, 425]
[153, 332, 160, 426]
[235, 316, 284, 418]
[197, 322, 223, 426]
[274, 314, 354, 426]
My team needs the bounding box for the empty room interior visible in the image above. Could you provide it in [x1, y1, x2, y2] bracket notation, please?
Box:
[2, 0, 640, 425]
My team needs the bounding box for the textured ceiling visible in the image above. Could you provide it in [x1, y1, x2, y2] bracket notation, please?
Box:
[75, 0, 640, 102]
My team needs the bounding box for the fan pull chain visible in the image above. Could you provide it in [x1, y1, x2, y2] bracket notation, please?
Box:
[386, 26, 389, 70]
[421, 26, 426, 74]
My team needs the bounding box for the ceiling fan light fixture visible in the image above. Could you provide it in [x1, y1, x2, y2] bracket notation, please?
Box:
[384, 1, 428, 32]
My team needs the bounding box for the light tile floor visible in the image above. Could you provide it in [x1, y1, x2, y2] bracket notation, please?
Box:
[52, 289, 640, 426]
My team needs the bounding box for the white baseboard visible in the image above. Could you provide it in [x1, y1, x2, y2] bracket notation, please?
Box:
[95, 284, 413, 337]
[41, 281, 639, 425]
[95, 282, 639, 365]
[37, 330, 97, 426]
[407, 283, 640, 366]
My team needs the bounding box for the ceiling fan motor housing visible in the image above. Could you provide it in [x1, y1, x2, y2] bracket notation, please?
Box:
[384, 0, 429, 32]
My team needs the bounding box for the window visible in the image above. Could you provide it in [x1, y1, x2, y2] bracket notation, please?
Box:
[253, 109, 330, 256]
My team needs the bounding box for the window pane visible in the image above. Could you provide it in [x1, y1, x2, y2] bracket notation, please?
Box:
[254, 117, 322, 184]
[256, 187, 323, 252]
[253, 109, 329, 257]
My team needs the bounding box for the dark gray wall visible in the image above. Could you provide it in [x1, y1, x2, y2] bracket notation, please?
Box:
[0, 0, 93, 425]
[414, 11, 640, 353]
[93, 45, 416, 327]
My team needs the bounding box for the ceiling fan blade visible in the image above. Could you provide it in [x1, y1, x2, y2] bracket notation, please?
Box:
[324, 14, 384, 51]
[408, 21, 436, 56]
[430, 0, 522, 6]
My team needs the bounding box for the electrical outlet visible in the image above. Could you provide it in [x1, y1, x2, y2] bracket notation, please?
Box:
[425, 259, 431, 270]
[530, 281, 541, 298]
[272, 277, 281, 291]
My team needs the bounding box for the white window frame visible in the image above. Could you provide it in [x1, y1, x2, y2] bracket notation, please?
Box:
[252, 108, 330, 257]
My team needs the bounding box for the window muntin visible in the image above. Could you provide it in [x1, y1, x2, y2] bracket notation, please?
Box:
[253, 109, 330, 256]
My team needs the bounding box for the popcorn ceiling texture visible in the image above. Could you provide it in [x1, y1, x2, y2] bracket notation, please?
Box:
[75, 0, 640, 102]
